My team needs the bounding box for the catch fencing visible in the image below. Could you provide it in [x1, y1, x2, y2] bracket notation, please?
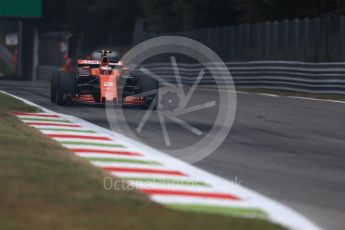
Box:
[38, 32, 68, 67]
[139, 16, 345, 63]
[36, 32, 68, 81]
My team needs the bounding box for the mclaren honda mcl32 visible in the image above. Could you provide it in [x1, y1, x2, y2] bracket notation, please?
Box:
[50, 50, 158, 108]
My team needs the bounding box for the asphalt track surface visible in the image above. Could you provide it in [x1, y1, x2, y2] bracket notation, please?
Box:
[1, 80, 345, 230]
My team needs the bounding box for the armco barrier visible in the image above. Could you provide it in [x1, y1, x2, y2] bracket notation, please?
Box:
[37, 61, 345, 94]
[142, 61, 345, 94]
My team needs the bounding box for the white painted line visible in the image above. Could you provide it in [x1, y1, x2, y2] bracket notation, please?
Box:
[198, 87, 345, 104]
[21, 120, 71, 124]
[29, 124, 84, 129]
[40, 130, 102, 137]
[74, 153, 154, 160]
[89, 161, 167, 169]
[61, 144, 127, 150]
[51, 138, 115, 143]
[151, 196, 258, 208]
[126, 181, 224, 192]
[109, 172, 191, 180]
[286, 95, 345, 104]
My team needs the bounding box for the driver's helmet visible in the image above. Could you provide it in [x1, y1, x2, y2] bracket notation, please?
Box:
[101, 56, 109, 66]
[100, 56, 112, 74]
[100, 65, 112, 74]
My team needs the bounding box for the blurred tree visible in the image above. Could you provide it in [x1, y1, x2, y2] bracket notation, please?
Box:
[38, 0, 342, 39]
[233, 0, 339, 23]
[140, 0, 239, 32]
[39, 0, 140, 45]
[139, 0, 341, 33]
[37, 0, 67, 31]
[140, 0, 184, 32]
[334, 0, 345, 15]
[183, 0, 239, 29]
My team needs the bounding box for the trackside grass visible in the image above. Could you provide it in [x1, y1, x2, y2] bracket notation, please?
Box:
[0, 92, 285, 230]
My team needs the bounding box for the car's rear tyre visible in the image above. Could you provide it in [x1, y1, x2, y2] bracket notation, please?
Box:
[138, 74, 159, 110]
[55, 72, 76, 106]
[50, 72, 58, 103]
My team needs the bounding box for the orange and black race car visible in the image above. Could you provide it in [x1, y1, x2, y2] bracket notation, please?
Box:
[50, 50, 158, 108]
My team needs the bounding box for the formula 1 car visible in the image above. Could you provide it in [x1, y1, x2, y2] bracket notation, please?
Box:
[50, 50, 158, 108]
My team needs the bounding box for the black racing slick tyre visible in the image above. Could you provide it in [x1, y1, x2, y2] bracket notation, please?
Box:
[138, 74, 159, 110]
[50, 72, 58, 103]
[55, 72, 76, 106]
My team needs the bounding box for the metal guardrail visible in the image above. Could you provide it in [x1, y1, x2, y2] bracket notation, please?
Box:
[142, 61, 345, 94]
[37, 61, 345, 94]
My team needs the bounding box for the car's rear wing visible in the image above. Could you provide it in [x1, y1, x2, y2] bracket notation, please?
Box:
[77, 59, 124, 68]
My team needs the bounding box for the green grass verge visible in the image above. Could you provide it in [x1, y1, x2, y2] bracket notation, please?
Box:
[0, 92, 286, 230]
[240, 88, 345, 101]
